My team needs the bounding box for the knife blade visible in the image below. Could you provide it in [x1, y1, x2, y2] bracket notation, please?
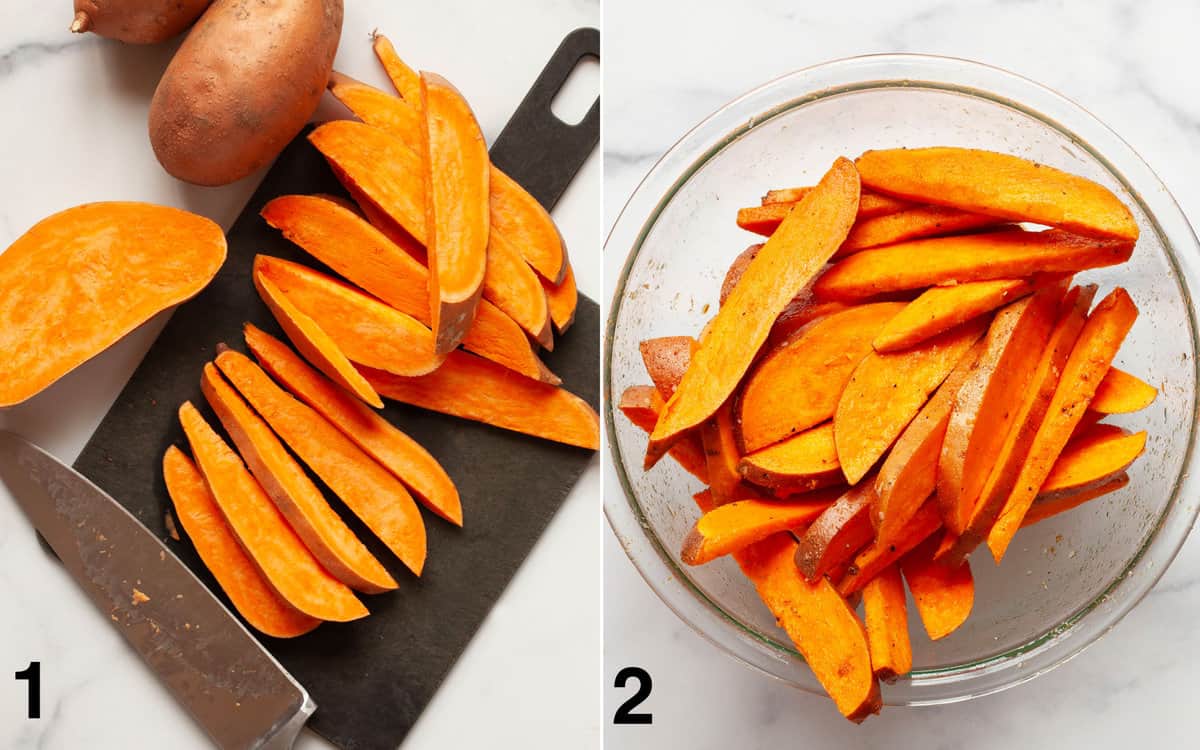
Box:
[0, 430, 315, 750]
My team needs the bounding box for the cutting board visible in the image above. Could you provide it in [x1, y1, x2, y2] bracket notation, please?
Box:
[73, 28, 599, 750]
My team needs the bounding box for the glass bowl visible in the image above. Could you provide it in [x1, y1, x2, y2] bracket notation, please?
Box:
[603, 54, 1200, 705]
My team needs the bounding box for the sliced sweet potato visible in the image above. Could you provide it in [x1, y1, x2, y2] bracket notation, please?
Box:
[618, 385, 708, 482]
[372, 32, 421, 103]
[840, 205, 1001, 256]
[855, 147, 1139, 242]
[163, 446, 320, 638]
[482, 229, 554, 347]
[737, 303, 906, 453]
[840, 499, 942, 596]
[873, 279, 1035, 353]
[1090, 367, 1157, 414]
[762, 187, 912, 218]
[214, 350, 428, 576]
[647, 158, 861, 467]
[639, 336, 695, 400]
[835, 317, 987, 485]
[1071, 409, 1106, 439]
[765, 297, 852, 352]
[1022, 473, 1130, 528]
[681, 493, 836, 566]
[363, 350, 600, 449]
[177, 402, 368, 621]
[900, 535, 974, 640]
[1039, 423, 1146, 499]
[861, 565, 912, 681]
[738, 423, 842, 492]
[328, 71, 423, 146]
[988, 288, 1139, 561]
[720, 244, 763, 305]
[243, 324, 463, 526]
[201, 363, 397, 594]
[419, 72, 490, 353]
[543, 262, 578, 335]
[704, 402, 768, 505]
[813, 229, 1134, 301]
[255, 256, 444, 377]
[795, 483, 877, 581]
[489, 166, 569, 284]
[740, 191, 910, 235]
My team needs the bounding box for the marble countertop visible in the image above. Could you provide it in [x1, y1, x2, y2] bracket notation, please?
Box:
[604, 1, 1200, 747]
[0, 1, 600, 747]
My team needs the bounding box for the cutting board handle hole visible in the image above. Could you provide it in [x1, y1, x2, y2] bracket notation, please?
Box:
[549, 55, 599, 126]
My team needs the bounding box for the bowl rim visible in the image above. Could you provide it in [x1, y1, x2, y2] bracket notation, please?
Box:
[602, 52, 1200, 705]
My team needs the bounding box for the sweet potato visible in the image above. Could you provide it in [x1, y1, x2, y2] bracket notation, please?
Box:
[255, 256, 443, 377]
[481, 230, 554, 347]
[1039, 423, 1146, 499]
[737, 303, 906, 453]
[618, 386, 709, 482]
[795, 483, 877, 581]
[812, 229, 1134, 301]
[420, 72, 490, 353]
[720, 244, 763, 305]
[328, 71, 423, 144]
[71, 0, 212, 43]
[260, 195, 557, 383]
[840, 499, 942, 596]
[873, 279, 1035, 353]
[1070, 409, 1106, 440]
[1090, 367, 1157, 413]
[363, 351, 600, 449]
[0, 202, 226, 407]
[543, 262, 578, 334]
[639, 336, 695, 400]
[489, 166, 569, 285]
[738, 423, 842, 492]
[703, 403, 761, 505]
[762, 187, 912, 218]
[149, 0, 343, 186]
[855, 147, 1139, 242]
[840, 206, 1001, 256]
[740, 191, 910, 236]
[372, 32, 421, 103]
[163, 446, 320, 638]
[681, 494, 835, 566]
[647, 158, 861, 467]
[900, 535, 974, 640]
[243, 324, 462, 526]
[861, 565, 912, 681]
[215, 350, 428, 575]
[988, 288, 1139, 560]
[1022, 473, 1130, 528]
[177, 402, 368, 621]
[201, 363, 396, 593]
[764, 298, 852, 352]
[835, 317, 987, 484]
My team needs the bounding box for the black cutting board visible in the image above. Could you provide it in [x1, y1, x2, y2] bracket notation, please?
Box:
[73, 29, 599, 750]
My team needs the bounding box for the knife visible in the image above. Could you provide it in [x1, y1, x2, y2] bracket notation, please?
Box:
[0, 430, 315, 749]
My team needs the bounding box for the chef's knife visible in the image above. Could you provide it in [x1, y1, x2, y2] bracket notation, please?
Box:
[0, 430, 314, 750]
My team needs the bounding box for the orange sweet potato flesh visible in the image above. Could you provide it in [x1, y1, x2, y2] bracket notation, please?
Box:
[795, 483, 877, 581]
[543, 262, 578, 335]
[680, 493, 835, 566]
[702, 402, 771, 505]
[260, 195, 557, 384]
[813, 229, 1134, 301]
[1090, 367, 1157, 414]
[201, 363, 397, 594]
[244, 324, 463, 526]
[855, 147, 1140, 242]
[177, 402, 368, 622]
[763, 187, 912, 218]
[765, 298, 852, 352]
[163, 446, 320, 638]
[839, 206, 1001, 256]
[900, 535, 974, 640]
[215, 350, 428, 576]
[873, 279, 1035, 353]
[835, 317, 987, 485]
[647, 158, 861, 467]
[840, 499, 942, 596]
[0, 202, 226, 407]
[373, 32, 421, 103]
[1039, 423, 1146, 499]
[618, 385, 709, 482]
[363, 351, 600, 449]
[740, 191, 911, 236]
[328, 71, 423, 149]
[1022, 473, 1130, 528]
[861, 565, 912, 681]
[483, 229, 554, 348]
[639, 336, 695, 400]
[420, 72, 490, 354]
[738, 422, 842, 492]
[737, 303, 906, 453]
[988, 287, 1139, 561]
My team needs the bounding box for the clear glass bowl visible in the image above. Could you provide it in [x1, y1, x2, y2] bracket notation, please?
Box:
[603, 54, 1200, 705]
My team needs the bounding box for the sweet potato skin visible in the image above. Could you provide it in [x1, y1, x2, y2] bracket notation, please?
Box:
[639, 336, 696, 400]
[72, 0, 213, 43]
[795, 483, 877, 582]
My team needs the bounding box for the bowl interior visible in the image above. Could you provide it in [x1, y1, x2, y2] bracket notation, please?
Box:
[607, 80, 1196, 700]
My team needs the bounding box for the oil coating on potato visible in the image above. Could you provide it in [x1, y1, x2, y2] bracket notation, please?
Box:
[71, 1, 214, 44]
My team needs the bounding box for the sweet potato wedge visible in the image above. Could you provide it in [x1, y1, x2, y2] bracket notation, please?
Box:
[243, 324, 463, 526]
[900, 535, 974, 640]
[813, 229, 1134, 301]
[163, 446, 321, 638]
[855, 147, 1139, 242]
[618, 385, 709, 482]
[720, 244, 763, 305]
[215, 350, 428, 576]
[177, 402, 368, 621]
[489, 166, 569, 285]
[363, 351, 600, 449]
[738, 423, 842, 492]
[839, 205, 1001, 256]
[1090, 367, 1157, 414]
[762, 187, 912, 218]
[372, 32, 421, 103]
[201, 363, 397, 594]
[481, 230, 554, 347]
[988, 288, 1139, 560]
[835, 317, 987, 484]
[840, 499, 942, 596]
[795, 483, 878, 582]
[328, 71, 423, 148]
[740, 191, 910, 236]
[639, 336, 695, 400]
[1022, 473, 1130, 528]
[704, 402, 768, 505]
[1039, 423, 1146, 499]
[420, 72, 490, 353]
[737, 303, 906, 453]
[647, 158, 861, 467]
[681, 493, 836, 566]
[861, 565, 912, 681]
[873, 279, 1035, 353]
[765, 298, 852, 352]
[543, 262, 578, 335]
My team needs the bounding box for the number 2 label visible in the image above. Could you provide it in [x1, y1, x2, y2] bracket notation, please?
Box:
[612, 666, 652, 725]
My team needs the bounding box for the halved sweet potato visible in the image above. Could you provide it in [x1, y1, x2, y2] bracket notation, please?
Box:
[873, 279, 1035, 353]
[840, 206, 1001, 257]
[861, 565, 912, 681]
[1022, 473, 1130, 528]
[795, 482, 877, 582]
[163, 446, 320, 638]
[840, 499, 942, 596]
[737, 303, 906, 453]
[372, 32, 421, 103]
[639, 336, 695, 400]
[214, 350, 428, 576]
[543, 262, 578, 335]
[0, 202, 226, 407]
[647, 158, 861, 467]
[739, 191, 911, 235]
[900, 535, 974, 640]
[618, 385, 708, 482]
[835, 317, 987, 485]
[813, 229, 1134, 301]
[177, 402, 368, 621]
[1039, 423, 1146, 499]
[681, 493, 836, 566]
[363, 351, 600, 449]
[1090, 367, 1157, 414]
[738, 422, 842, 492]
[243, 324, 463, 526]
[855, 147, 1139, 242]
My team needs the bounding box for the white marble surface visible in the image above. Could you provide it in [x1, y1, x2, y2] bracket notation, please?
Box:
[604, 0, 1200, 747]
[0, 1, 600, 747]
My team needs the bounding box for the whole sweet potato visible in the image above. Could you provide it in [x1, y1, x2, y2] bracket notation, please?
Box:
[71, 1, 213, 44]
[148, 0, 344, 186]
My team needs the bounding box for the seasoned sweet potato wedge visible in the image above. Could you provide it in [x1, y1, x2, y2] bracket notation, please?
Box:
[840, 499, 942, 596]
[1090, 367, 1157, 414]
[681, 493, 836, 566]
[762, 186, 912, 217]
[1022, 473, 1130, 528]
[738, 423, 842, 492]
[840, 206, 1001, 256]
[873, 279, 1035, 353]
[740, 191, 910, 235]
[639, 336, 696, 400]
[618, 385, 708, 482]
[704, 402, 769, 504]
[720, 244, 764, 304]
[862, 565, 912, 681]
[1039, 423, 1146, 499]
[795, 483, 877, 581]
[900, 535, 974, 640]
[543, 262, 578, 335]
